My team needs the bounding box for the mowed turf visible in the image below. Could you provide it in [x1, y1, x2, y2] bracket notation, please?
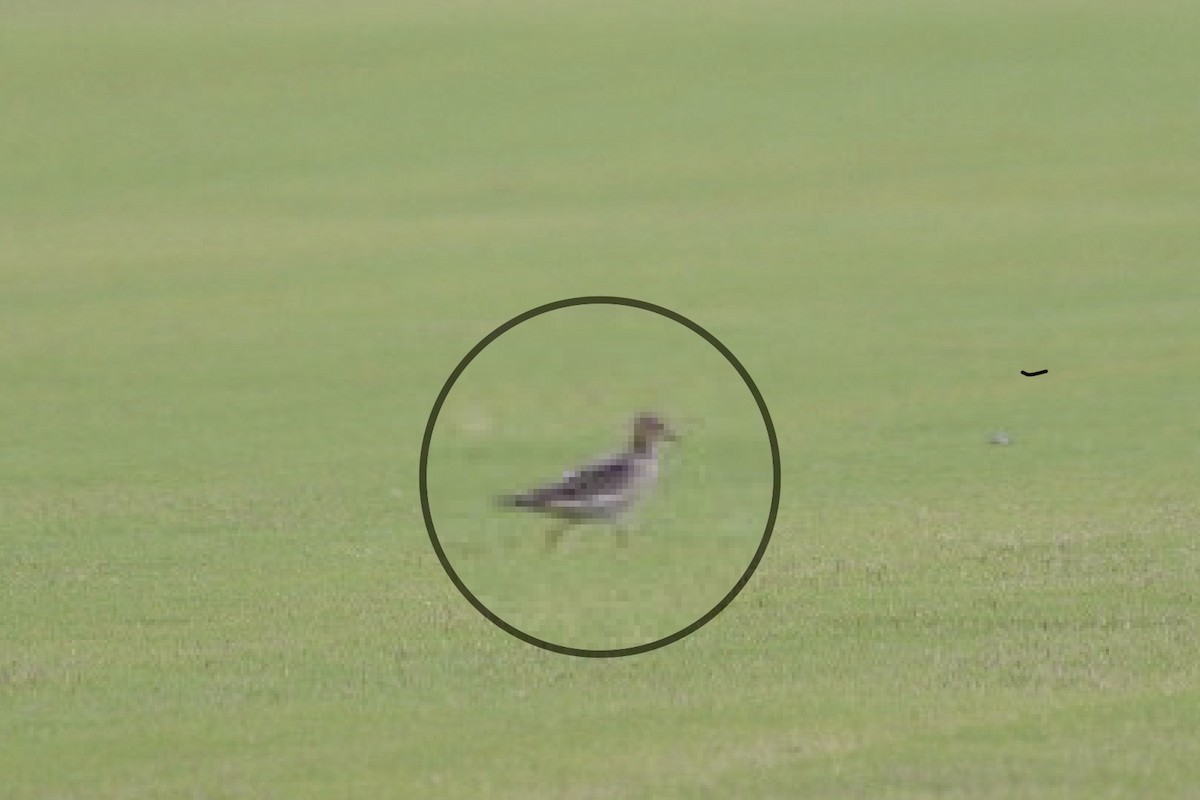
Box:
[2, 1, 1199, 797]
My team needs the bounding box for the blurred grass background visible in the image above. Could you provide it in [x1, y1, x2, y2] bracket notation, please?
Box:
[2, 1, 1198, 797]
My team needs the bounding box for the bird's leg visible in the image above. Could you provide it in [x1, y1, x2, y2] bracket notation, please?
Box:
[614, 520, 630, 548]
[544, 520, 570, 553]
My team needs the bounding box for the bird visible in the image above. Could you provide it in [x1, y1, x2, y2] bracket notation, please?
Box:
[497, 412, 679, 551]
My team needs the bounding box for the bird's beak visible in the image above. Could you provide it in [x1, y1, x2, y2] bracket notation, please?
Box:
[663, 425, 680, 442]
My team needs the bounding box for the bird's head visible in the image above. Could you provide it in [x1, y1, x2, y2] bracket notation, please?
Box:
[632, 412, 678, 450]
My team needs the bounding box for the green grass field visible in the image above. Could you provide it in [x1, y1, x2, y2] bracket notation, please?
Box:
[3, 1, 1199, 796]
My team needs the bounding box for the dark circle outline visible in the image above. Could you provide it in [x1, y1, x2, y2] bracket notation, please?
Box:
[419, 296, 781, 658]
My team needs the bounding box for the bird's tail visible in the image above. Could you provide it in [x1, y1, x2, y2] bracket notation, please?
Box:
[495, 492, 543, 509]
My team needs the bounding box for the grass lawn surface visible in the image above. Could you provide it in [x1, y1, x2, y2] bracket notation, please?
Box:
[3, 1, 1198, 797]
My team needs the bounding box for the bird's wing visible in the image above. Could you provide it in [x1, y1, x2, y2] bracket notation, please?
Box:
[547, 452, 633, 501]
[498, 450, 639, 512]
[499, 452, 629, 508]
